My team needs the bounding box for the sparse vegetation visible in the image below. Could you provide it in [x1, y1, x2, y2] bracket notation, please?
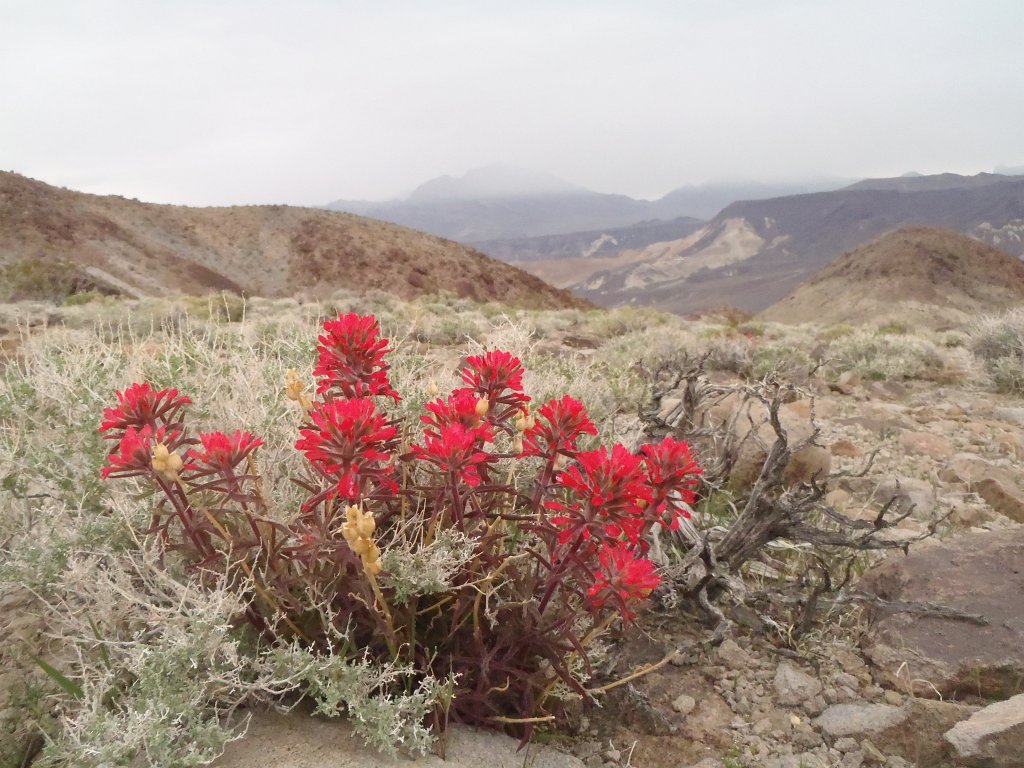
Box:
[968, 307, 1024, 393]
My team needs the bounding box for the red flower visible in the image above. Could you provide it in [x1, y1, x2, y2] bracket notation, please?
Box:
[313, 313, 400, 402]
[420, 389, 483, 439]
[99, 382, 191, 437]
[587, 540, 661, 620]
[295, 398, 397, 499]
[187, 431, 264, 472]
[101, 425, 168, 479]
[521, 395, 597, 459]
[547, 444, 653, 546]
[457, 350, 529, 418]
[409, 423, 494, 488]
[639, 438, 702, 530]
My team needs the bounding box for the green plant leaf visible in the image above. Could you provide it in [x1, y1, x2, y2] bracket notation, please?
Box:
[32, 656, 83, 700]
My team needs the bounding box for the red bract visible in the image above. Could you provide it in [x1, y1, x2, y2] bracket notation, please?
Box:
[548, 444, 654, 546]
[187, 430, 264, 472]
[295, 398, 397, 499]
[409, 423, 494, 488]
[587, 540, 661, 620]
[99, 382, 191, 437]
[101, 425, 167, 479]
[639, 437, 702, 530]
[521, 395, 597, 459]
[420, 389, 483, 439]
[457, 350, 530, 418]
[313, 313, 400, 402]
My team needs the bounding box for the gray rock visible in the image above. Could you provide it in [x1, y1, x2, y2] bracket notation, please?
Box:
[992, 406, 1024, 428]
[814, 704, 905, 739]
[672, 693, 697, 716]
[211, 710, 586, 768]
[944, 693, 1024, 768]
[774, 662, 823, 707]
[716, 639, 754, 670]
[860, 529, 1024, 699]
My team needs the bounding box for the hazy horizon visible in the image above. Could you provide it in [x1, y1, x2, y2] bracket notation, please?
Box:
[2, 1, 1022, 207]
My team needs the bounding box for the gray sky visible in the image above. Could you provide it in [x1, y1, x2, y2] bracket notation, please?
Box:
[2, 0, 1022, 206]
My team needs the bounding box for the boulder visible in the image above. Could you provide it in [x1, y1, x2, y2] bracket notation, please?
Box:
[211, 710, 586, 768]
[896, 430, 953, 459]
[940, 455, 1024, 523]
[944, 693, 1024, 768]
[774, 662, 823, 707]
[859, 529, 1024, 699]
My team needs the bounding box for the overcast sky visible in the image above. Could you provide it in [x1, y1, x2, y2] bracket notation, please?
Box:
[2, 0, 1021, 206]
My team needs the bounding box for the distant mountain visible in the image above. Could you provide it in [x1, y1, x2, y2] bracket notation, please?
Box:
[0, 172, 587, 309]
[759, 227, 1024, 329]
[573, 172, 1024, 314]
[645, 179, 849, 221]
[326, 166, 846, 242]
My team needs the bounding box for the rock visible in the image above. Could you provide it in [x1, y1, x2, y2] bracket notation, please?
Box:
[939, 454, 1024, 523]
[861, 476, 935, 518]
[834, 737, 860, 753]
[774, 662, 823, 707]
[944, 694, 1024, 768]
[211, 710, 587, 768]
[814, 704, 905, 739]
[716, 639, 753, 670]
[672, 693, 697, 716]
[833, 370, 862, 394]
[783, 445, 832, 488]
[860, 529, 1024, 699]
[870, 698, 977, 768]
[684, 760, 725, 768]
[897, 430, 953, 459]
[830, 439, 863, 458]
[992, 406, 1024, 428]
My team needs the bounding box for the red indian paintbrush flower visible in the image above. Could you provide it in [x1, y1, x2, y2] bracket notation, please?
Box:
[187, 430, 264, 472]
[586, 540, 661, 620]
[409, 422, 494, 488]
[313, 313, 400, 402]
[521, 395, 597, 459]
[99, 382, 192, 437]
[295, 397, 398, 499]
[420, 389, 484, 439]
[639, 437, 702, 530]
[547, 444, 654, 546]
[457, 350, 529, 418]
[101, 425, 172, 479]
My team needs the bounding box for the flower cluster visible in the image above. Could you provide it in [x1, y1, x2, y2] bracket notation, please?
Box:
[98, 311, 703, 739]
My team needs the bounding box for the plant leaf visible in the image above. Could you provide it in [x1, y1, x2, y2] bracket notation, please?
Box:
[32, 656, 83, 700]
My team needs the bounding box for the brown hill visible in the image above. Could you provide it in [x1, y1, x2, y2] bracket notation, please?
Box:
[0, 172, 586, 309]
[758, 227, 1024, 328]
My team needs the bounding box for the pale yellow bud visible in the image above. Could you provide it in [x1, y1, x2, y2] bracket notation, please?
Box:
[285, 368, 306, 402]
[356, 514, 376, 538]
[367, 541, 380, 562]
[554, 454, 570, 471]
[426, 379, 439, 398]
[340, 523, 358, 544]
[151, 443, 183, 479]
[475, 397, 490, 419]
[365, 559, 383, 576]
[345, 505, 361, 524]
[350, 537, 370, 556]
[511, 437, 524, 455]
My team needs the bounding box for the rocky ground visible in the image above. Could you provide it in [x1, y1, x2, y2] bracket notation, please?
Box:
[2, 302, 1023, 767]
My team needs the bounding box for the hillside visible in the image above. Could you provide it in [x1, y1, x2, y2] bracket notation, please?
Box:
[0, 172, 586, 308]
[574, 172, 1024, 314]
[759, 227, 1024, 328]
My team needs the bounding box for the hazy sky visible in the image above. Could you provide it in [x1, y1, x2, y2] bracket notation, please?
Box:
[2, 0, 1022, 206]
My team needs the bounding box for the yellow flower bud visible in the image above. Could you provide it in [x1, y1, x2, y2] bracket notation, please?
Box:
[365, 559, 383, 576]
[346, 505, 361, 524]
[356, 514, 376, 538]
[151, 443, 183, 479]
[285, 368, 306, 402]
[511, 437, 524, 455]
[350, 537, 370, 556]
[426, 379, 439, 398]
[475, 397, 490, 419]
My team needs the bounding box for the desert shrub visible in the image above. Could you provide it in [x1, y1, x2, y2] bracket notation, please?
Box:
[968, 308, 1024, 393]
[7, 311, 701, 763]
[751, 344, 816, 381]
[874, 321, 908, 336]
[825, 330, 947, 381]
